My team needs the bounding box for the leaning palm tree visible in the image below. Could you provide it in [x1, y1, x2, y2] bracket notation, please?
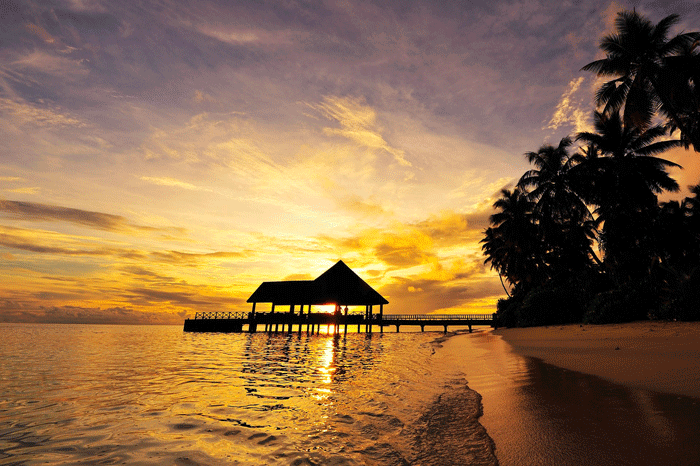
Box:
[481, 188, 543, 290]
[582, 10, 700, 150]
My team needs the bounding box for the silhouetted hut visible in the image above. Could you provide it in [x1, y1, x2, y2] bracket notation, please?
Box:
[247, 260, 388, 318]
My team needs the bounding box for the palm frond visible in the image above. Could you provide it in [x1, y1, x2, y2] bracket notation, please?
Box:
[635, 139, 683, 157]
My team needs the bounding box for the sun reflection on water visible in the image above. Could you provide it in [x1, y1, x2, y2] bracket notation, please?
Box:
[314, 338, 337, 400]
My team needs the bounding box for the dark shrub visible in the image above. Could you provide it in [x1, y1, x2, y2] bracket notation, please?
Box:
[584, 280, 658, 324]
[517, 281, 586, 327]
[655, 267, 700, 321]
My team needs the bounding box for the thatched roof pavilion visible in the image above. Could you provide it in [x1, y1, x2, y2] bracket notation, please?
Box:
[247, 260, 388, 315]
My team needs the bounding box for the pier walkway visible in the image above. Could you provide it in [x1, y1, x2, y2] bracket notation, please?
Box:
[183, 311, 497, 334]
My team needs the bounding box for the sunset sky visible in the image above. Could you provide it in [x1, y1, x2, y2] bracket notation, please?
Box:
[2, 0, 699, 324]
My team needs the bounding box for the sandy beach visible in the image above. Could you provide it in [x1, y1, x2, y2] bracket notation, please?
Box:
[495, 321, 700, 398]
[445, 326, 700, 465]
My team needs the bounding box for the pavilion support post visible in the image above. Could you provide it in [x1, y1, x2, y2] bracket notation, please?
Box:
[251, 302, 256, 315]
[468, 324, 472, 333]
[396, 325, 400, 332]
[289, 305, 295, 333]
[369, 305, 372, 334]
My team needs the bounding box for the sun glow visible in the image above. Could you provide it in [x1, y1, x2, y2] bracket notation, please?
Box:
[316, 304, 337, 314]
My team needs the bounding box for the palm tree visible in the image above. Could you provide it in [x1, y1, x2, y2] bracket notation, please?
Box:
[581, 10, 700, 150]
[576, 110, 682, 281]
[658, 40, 700, 149]
[517, 137, 600, 275]
[481, 188, 543, 289]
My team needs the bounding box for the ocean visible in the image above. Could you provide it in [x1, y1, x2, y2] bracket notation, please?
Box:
[0, 324, 496, 465]
[2, 323, 700, 465]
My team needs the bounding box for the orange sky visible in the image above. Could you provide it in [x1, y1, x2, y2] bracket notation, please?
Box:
[1, 1, 698, 324]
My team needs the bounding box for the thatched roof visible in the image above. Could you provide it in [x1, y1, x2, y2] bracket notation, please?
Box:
[247, 260, 388, 306]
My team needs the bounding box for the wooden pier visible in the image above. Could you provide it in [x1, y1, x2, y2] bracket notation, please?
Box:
[187, 261, 497, 334]
[183, 311, 497, 334]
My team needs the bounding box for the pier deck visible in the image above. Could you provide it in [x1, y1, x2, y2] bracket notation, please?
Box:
[183, 312, 497, 334]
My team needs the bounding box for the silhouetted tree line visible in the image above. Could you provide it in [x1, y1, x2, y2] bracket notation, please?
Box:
[482, 10, 700, 326]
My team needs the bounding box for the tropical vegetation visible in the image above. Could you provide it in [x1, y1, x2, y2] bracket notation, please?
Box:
[482, 10, 700, 326]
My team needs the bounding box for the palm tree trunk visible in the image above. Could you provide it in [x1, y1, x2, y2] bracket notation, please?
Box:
[588, 245, 603, 267]
[498, 273, 511, 298]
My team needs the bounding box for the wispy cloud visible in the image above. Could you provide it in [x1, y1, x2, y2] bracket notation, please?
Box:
[5, 187, 40, 194]
[0, 98, 86, 128]
[140, 176, 212, 192]
[312, 96, 413, 168]
[0, 225, 120, 256]
[0, 199, 131, 231]
[544, 77, 591, 133]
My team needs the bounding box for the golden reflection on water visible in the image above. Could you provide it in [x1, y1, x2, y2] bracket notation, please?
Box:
[315, 338, 337, 398]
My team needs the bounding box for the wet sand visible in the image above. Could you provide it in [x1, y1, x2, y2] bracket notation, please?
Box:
[445, 329, 700, 466]
[495, 321, 700, 398]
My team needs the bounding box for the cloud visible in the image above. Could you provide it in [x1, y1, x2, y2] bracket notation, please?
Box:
[312, 96, 413, 168]
[5, 187, 40, 194]
[0, 199, 189, 237]
[544, 77, 591, 133]
[149, 250, 246, 265]
[0, 225, 120, 256]
[378, 258, 503, 314]
[140, 176, 212, 192]
[126, 288, 212, 306]
[0, 303, 183, 325]
[0, 97, 86, 128]
[0, 199, 131, 231]
[140, 113, 284, 176]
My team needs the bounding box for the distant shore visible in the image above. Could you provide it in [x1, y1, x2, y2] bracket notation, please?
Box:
[495, 321, 700, 398]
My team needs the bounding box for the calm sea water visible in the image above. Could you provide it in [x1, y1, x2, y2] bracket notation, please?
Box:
[0, 324, 497, 465]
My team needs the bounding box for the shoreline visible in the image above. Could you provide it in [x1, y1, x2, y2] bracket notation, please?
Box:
[494, 321, 700, 398]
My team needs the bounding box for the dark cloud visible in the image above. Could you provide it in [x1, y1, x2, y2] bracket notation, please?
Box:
[119, 265, 175, 281]
[0, 199, 130, 231]
[0, 199, 188, 237]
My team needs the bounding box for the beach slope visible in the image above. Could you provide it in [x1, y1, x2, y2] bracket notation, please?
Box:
[496, 321, 700, 398]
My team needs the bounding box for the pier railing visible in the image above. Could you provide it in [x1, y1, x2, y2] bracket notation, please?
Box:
[192, 312, 495, 321]
[193, 311, 248, 319]
[382, 314, 494, 321]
